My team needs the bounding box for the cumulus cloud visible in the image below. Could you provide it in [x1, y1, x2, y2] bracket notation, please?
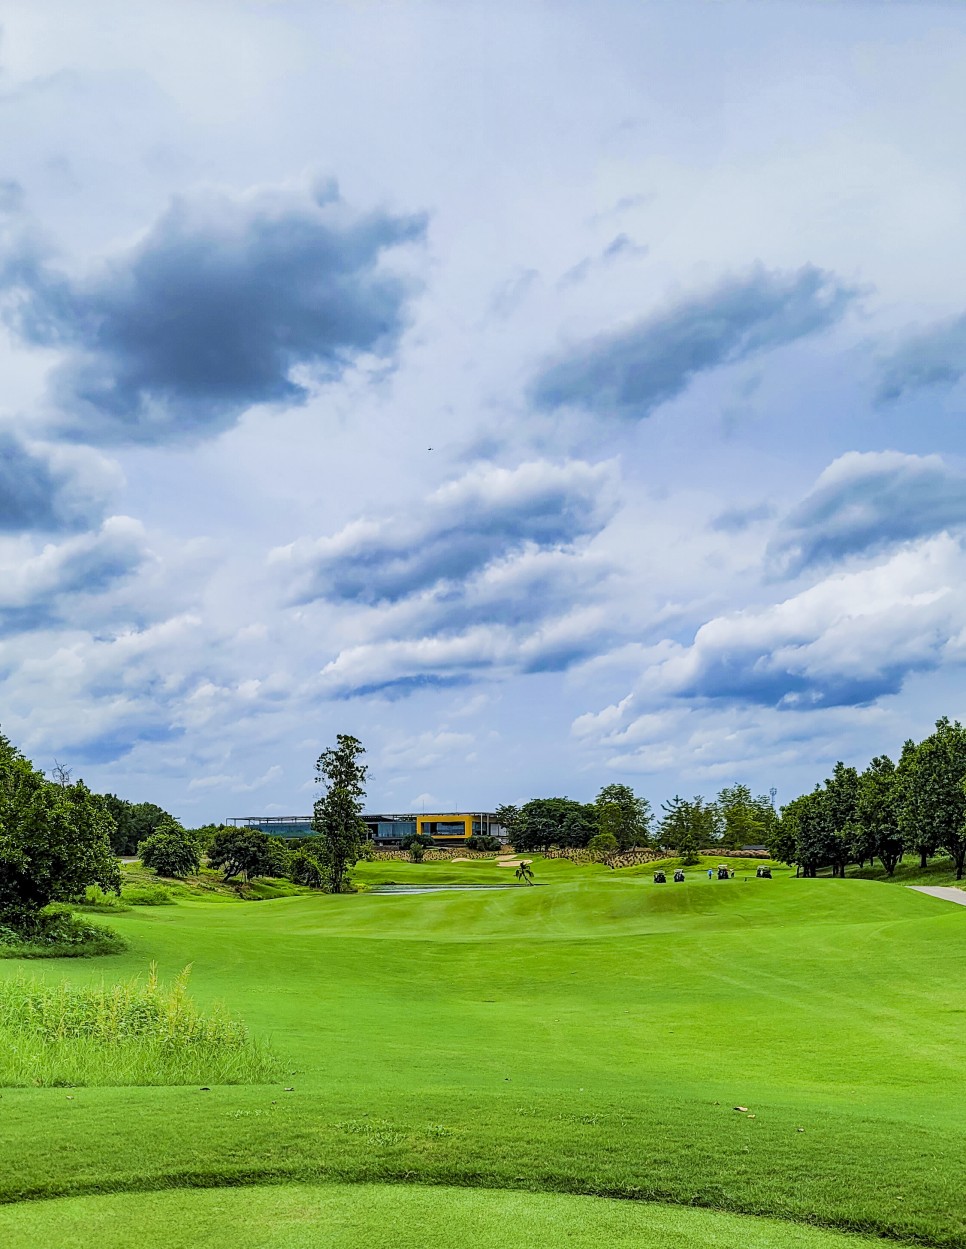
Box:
[0, 179, 426, 444]
[769, 451, 966, 576]
[275, 459, 616, 607]
[0, 516, 148, 633]
[0, 430, 117, 532]
[876, 312, 966, 403]
[531, 264, 858, 418]
[642, 536, 964, 708]
[315, 604, 612, 699]
[269, 459, 621, 697]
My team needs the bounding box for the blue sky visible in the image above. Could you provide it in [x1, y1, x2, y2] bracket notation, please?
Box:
[2, 0, 966, 820]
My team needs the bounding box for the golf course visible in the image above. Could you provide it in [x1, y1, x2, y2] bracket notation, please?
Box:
[0, 855, 964, 1248]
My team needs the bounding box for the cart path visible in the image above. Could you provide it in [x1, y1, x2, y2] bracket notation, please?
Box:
[908, 885, 966, 906]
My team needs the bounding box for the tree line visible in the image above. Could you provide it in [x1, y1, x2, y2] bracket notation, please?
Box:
[498, 783, 778, 864]
[770, 716, 966, 880]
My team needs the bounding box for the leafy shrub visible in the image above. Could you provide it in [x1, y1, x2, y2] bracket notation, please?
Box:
[0, 904, 126, 959]
[138, 821, 200, 878]
[402, 832, 434, 862]
[289, 849, 327, 888]
[466, 835, 501, 852]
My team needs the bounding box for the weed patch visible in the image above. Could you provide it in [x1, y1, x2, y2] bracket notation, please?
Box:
[0, 964, 281, 1087]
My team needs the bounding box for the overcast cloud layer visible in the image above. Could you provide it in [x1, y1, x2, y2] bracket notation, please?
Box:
[1, 1, 966, 818]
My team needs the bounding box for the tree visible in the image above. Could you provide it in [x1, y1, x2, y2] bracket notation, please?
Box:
[902, 718, 966, 879]
[494, 804, 519, 845]
[595, 784, 652, 850]
[514, 861, 535, 885]
[788, 788, 830, 877]
[716, 784, 765, 850]
[138, 819, 200, 878]
[659, 796, 715, 865]
[770, 799, 801, 870]
[512, 797, 599, 853]
[313, 734, 368, 893]
[289, 847, 327, 888]
[822, 762, 860, 877]
[857, 755, 903, 875]
[99, 796, 174, 856]
[0, 733, 120, 932]
[587, 831, 619, 865]
[208, 828, 275, 882]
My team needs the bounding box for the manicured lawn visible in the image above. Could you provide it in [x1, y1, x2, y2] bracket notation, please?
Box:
[0, 1183, 897, 1249]
[0, 859, 963, 1246]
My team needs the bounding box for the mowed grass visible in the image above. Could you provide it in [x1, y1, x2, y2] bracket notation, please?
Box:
[0, 1183, 900, 1249]
[0, 860, 964, 1246]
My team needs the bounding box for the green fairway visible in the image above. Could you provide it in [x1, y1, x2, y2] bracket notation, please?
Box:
[0, 861, 964, 1246]
[0, 1183, 896, 1249]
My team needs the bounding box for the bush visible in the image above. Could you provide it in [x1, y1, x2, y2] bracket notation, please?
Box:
[466, 835, 501, 852]
[138, 821, 200, 878]
[0, 904, 126, 959]
[402, 832, 435, 863]
[289, 849, 327, 889]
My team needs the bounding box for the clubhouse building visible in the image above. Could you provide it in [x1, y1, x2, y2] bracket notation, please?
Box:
[230, 811, 506, 848]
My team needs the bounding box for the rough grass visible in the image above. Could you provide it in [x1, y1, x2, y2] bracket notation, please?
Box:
[0, 1183, 897, 1249]
[0, 964, 280, 1087]
[0, 863, 963, 1246]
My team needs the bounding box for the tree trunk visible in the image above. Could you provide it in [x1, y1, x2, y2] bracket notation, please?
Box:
[920, 850, 928, 869]
[956, 848, 965, 880]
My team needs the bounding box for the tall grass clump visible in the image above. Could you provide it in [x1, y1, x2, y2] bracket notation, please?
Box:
[0, 964, 281, 1087]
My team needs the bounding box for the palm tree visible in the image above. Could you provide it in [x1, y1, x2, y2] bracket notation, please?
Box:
[514, 861, 535, 886]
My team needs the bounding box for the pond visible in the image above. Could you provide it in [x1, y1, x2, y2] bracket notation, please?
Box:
[368, 883, 542, 895]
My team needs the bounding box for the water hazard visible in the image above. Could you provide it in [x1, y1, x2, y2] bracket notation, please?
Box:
[368, 883, 541, 895]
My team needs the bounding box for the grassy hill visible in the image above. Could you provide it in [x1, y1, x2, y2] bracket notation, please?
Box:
[0, 858, 963, 1247]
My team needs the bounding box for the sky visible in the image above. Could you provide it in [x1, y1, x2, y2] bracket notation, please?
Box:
[2, 0, 966, 822]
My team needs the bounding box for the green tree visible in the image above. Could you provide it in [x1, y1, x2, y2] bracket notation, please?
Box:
[587, 831, 619, 864]
[289, 847, 327, 888]
[138, 819, 200, 878]
[902, 718, 966, 879]
[0, 734, 120, 932]
[313, 734, 368, 894]
[823, 761, 860, 876]
[493, 804, 519, 845]
[98, 796, 173, 856]
[789, 787, 831, 877]
[857, 755, 903, 875]
[208, 828, 275, 882]
[595, 784, 652, 850]
[511, 797, 599, 852]
[716, 784, 766, 850]
[659, 795, 714, 865]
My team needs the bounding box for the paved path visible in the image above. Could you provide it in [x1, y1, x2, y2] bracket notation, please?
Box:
[908, 885, 966, 906]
